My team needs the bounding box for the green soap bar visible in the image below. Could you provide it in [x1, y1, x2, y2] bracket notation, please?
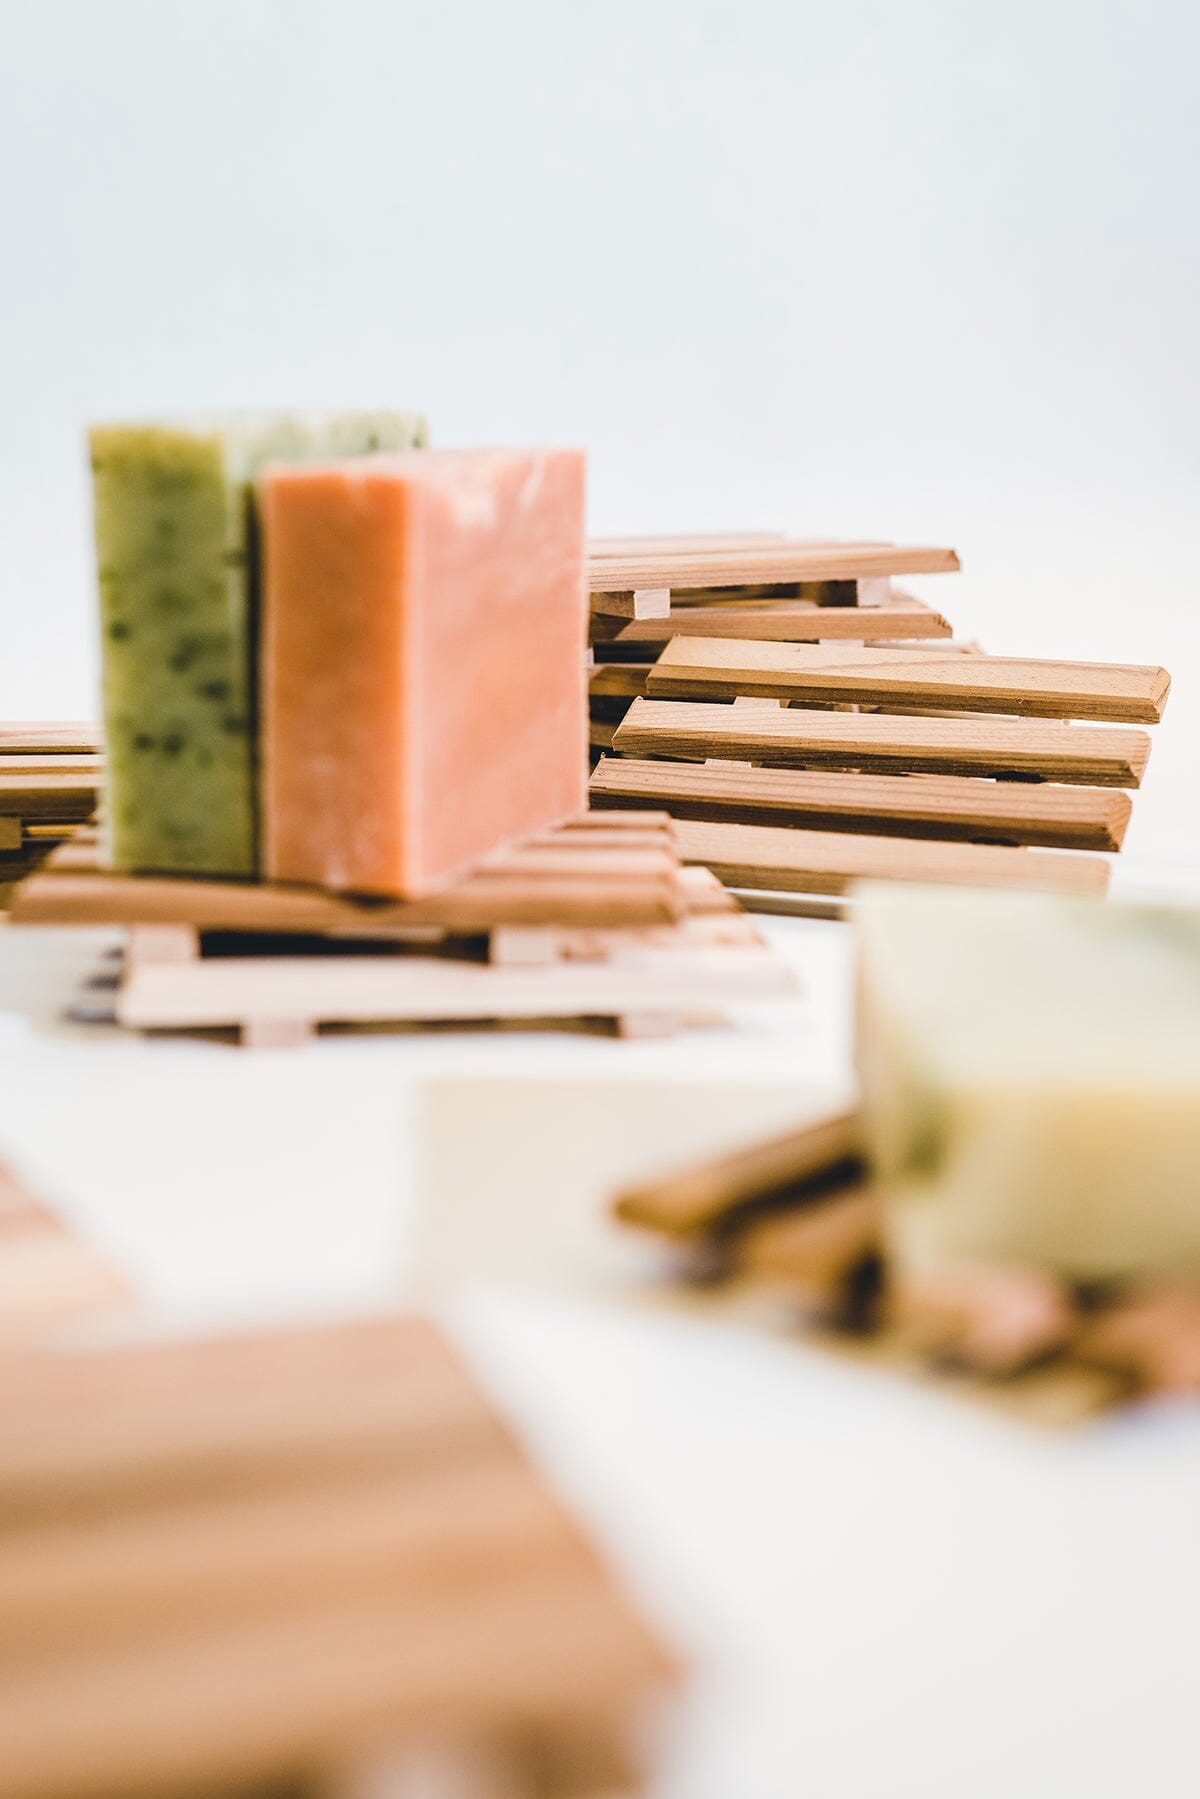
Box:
[90, 410, 428, 876]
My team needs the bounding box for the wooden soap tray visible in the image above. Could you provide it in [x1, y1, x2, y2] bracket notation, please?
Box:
[590, 631, 1172, 902]
[0, 724, 102, 906]
[587, 533, 960, 643]
[12, 814, 793, 1046]
[0, 1315, 677, 1798]
[612, 1111, 1200, 1426]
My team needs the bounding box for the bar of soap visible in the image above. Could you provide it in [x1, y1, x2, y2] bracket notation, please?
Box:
[855, 886, 1200, 1282]
[90, 411, 428, 876]
[261, 447, 587, 897]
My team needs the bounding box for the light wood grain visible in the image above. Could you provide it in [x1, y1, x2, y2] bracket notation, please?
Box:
[588, 542, 960, 592]
[670, 817, 1111, 897]
[647, 639, 1171, 723]
[589, 757, 1133, 850]
[613, 698, 1151, 787]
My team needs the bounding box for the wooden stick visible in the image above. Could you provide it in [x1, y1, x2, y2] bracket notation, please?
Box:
[588, 543, 960, 593]
[588, 588, 671, 620]
[647, 639, 1171, 724]
[613, 698, 1151, 787]
[670, 817, 1111, 897]
[589, 757, 1133, 851]
[613, 1112, 861, 1238]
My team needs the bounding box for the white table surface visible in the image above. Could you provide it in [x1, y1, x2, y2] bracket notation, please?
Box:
[2, 880, 1200, 1799]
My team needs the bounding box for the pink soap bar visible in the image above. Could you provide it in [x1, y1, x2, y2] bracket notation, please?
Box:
[261, 448, 587, 897]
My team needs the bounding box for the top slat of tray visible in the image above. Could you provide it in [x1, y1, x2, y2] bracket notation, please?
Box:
[0, 1317, 674, 1798]
[0, 726, 103, 756]
[587, 541, 960, 593]
[12, 817, 688, 933]
[613, 698, 1152, 787]
[648, 639, 1172, 724]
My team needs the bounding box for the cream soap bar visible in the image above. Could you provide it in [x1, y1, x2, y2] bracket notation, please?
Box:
[855, 886, 1200, 1282]
[90, 410, 428, 876]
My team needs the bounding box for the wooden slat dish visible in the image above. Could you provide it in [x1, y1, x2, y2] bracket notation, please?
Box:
[647, 639, 1171, 724]
[0, 1317, 676, 1798]
[670, 817, 1111, 897]
[589, 757, 1133, 851]
[612, 697, 1151, 787]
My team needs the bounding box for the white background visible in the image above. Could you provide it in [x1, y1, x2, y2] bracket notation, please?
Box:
[3, 8, 1200, 1796]
[2, 0, 1198, 857]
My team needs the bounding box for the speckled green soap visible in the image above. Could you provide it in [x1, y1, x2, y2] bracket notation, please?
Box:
[90, 410, 428, 875]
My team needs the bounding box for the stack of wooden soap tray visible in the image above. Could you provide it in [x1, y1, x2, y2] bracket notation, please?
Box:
[12, 812, 790, 1046]
[0, 725, 101, 907]
[587, 536, 1170, 906]
[0, 1312, 676, 1798]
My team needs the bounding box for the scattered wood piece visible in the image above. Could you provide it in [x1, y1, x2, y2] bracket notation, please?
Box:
[613, 697, 1151, 787]
[647, 639, 1171, 724]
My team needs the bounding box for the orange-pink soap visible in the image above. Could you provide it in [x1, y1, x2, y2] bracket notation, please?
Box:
[260, 448, 587, 897]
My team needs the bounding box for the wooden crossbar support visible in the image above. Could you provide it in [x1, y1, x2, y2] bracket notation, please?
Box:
[612, 697, 1151, 787]
[647, 639, 1171, 724]
[590, 598, 952, 645]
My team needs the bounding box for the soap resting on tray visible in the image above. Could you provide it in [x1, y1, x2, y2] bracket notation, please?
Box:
[261, 446, 587, 898]
[89, 410, 427, 879]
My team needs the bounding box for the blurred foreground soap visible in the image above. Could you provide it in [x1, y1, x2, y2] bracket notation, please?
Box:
[262, 448, 587, 897]
[90, 411, 427, 876]
[856, 886, 1200, 1281]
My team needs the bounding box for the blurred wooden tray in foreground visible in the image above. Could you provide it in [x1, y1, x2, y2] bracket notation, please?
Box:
[0, 1311, 677, 1798]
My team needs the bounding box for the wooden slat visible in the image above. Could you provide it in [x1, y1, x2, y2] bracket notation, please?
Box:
[588, 543, 960, 593]
[0, 725, 102, 755]
[613, 1111, 861, 1238]
[591, 599, 952, 645]
[589, 757, 1133, 851]
[0, 772, 99, 820]
[647, 639, 1171, 724]
[0, 754, 101, 778]
[613, 698, 1151, 787]
[671, 817, 1111, 897]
